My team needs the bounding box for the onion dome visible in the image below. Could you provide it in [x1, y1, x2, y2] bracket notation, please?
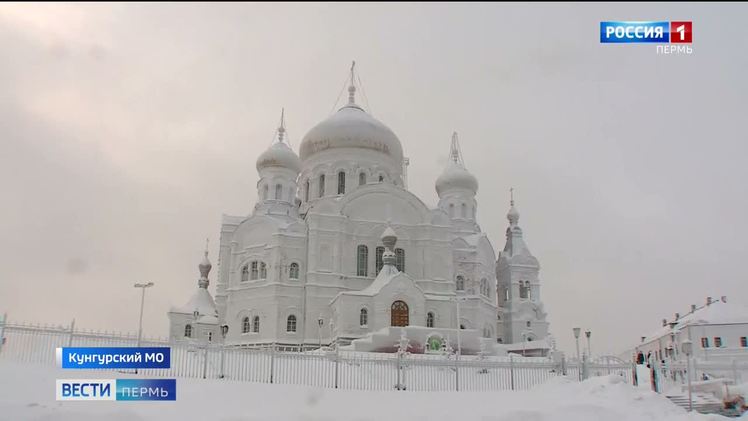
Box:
[299, 62, 403, 165]
[256, 109, 302, 174]
[435, 132, 478, 196]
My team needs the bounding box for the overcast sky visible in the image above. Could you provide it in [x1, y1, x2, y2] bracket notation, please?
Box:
[1, 3, 746, 356]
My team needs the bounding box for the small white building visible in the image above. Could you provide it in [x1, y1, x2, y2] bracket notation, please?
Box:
[168, 66, 552, 354]
[636, 296, 748, 363]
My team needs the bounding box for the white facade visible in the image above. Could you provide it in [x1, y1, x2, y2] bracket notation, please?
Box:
[635, 296, 748, 363]
[168, 69, 551, 353]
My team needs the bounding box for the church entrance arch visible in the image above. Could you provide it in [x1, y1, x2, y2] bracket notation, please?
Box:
[391, 300, 409, 327]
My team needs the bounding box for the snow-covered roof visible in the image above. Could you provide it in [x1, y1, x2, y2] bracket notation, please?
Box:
[170, 288, 219, 325]
[642, 299, 748, 343]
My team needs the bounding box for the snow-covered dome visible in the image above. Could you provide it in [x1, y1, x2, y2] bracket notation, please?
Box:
[256, 137, 302, 174]
[299, 104, 403, 165]
[435, 161, 478, 196]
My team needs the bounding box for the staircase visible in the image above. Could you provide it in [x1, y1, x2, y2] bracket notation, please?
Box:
[666, 392, 742, 417]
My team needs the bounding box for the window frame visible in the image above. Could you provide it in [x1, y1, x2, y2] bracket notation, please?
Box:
[375, 246, 385, 274]
[184, 324, 192, 338]
[241, 265, 249, 282]
[319, 174, 325, 197]
[252, 316, 260, 333]
[242, 317, 251, 334]
[286, 315, 297, 333]
[289, 262, 299, 280]
[395, 248, 405, 272]
[426, 312, 435, 328]
[356, 245, 368, 277]
[337, 171, 346, 194]
[359, 308, 368, 327]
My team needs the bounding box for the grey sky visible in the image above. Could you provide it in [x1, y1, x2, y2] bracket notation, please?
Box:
[1, 3, 746, 355]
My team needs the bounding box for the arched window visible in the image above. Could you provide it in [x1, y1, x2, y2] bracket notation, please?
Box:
[359, 172, 366, 186]
[360, 308, 368, 327]
[286, 315, 297, 332]
[253, 316, 260, 333]
[184, 324, 192, 338]
[289, 263, 299, 280]
[519, 281, 530, 299]
[260, 262, 267, 279]
[337, 171, 345, 194]
[449, 203, 454, 218]
[242, 317, 250, 333]
[250, 261, 259, 280]
[305, 179, 310, 202]
[275, 184, 282, 200]
[241, 265, 249, 282]
[375, 246, 385, 274]
[427, 312, 435, 328]
[456, 275, 464, 291]
[318, 174, 325, 197]
[262, 185, 268, 200]
[356, 245, 368, 277]
[395, 248, 405, 272]
[461, 203, 466, 218]
[378, 174, 384, 182]
[480, 278, 488, 297]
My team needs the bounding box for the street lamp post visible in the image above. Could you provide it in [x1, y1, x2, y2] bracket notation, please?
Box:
[219, 324, 229, 379]
[317, 316, 324, 349]
[133, 282, 154, 375]
[573, 327, 581, 381]
[682, 339, 693, 412]
[585, 330, 592, 361]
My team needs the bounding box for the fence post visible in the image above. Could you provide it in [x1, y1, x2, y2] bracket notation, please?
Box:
[455, 354, 460, 392]
[334, 344, 339, 389]
[732, 358, 738, 384]
[202, 345, 209, 379]
[0, 313, 6, 355]
[67, 318, 76, 347]
[509, 354, 515, 391]
[396, 352, 402, 390]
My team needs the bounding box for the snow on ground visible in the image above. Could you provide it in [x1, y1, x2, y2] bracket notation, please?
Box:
[0, 361, 727, 421]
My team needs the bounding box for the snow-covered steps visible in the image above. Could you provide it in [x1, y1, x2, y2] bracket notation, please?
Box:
[665, 392, 742, 417]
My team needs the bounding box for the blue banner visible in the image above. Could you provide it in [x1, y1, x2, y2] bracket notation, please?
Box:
[116, 379, 176, 401]
[57, 347, 171, 369]
[600, 21, 670, 43]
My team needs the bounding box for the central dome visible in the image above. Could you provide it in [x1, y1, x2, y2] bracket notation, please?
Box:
[299, 104, 404, 165]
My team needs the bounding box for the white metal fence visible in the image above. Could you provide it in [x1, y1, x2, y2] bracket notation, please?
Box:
[0, 319, 633, 391]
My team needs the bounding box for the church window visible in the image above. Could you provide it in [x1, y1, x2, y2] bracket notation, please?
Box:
[375, 246, 385, 273]
[395, 248, 405, 272]
[242, 317, 250, 334]
[359, 172, 366, 186]
[319, 174, 325, 197]
[250, 261, 259, 280]
[427, 312, 435, 328]
[262, 185, 268, 201]
[456, 275, 464, 291]
[275, 184, 282, 200]
[714, 337, 723, 347]
[461, 203, 466, 218]
[289, 263, 299, 280]
[526, 321, 531, 328]
[287, 315, 297, 332]
[337, 171, 346, 194]
[241, 265, 249, 282]
[360, 308, 368, 327]
[449, 203, 454, 218]
[260, 262, 267, 279]
[480, 278, 489, 297]
[356, 245, 368, 277]
[305, 179, 310, 202]
[378, 174, 384, 182]
[253, 316, 260, 333]
[208, 332, 213, 342]
[519, 281, 530, 299]
[184, 324, 192, 338]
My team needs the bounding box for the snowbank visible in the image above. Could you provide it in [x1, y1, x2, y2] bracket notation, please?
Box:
[0, 361, 725, 420]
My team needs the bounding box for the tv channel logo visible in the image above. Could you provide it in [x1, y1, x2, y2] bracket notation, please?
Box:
[600, 21, 692, 44]
[56, 379, 176, 401]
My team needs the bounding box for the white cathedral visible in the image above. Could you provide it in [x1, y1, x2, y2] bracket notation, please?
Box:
[168, 67, 551, 355]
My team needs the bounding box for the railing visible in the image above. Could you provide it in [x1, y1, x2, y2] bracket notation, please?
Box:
[0, 319, 632, 391]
